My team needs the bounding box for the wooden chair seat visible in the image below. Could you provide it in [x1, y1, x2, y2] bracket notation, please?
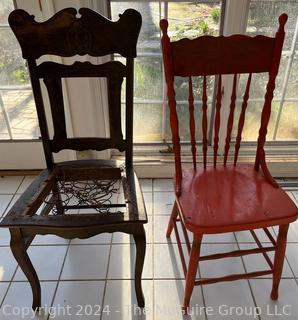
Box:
[1, 160, 147, 229]
[178, 164, 297, 234]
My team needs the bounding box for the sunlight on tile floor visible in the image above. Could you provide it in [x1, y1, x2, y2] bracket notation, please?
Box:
[0, 176, 297, 319]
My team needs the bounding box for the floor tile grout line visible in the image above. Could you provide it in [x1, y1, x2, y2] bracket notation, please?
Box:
[1, 176, 25, 218]
[0, 263, 19, 309]
[8, 275, 298, 282]
[195, 233, 209, 320]
[200, 285, 208, 320]
[46, 242, 71, 320]
[0, 195, 15, 218]
[58, 276, 292, 281]
[273, 226, 298, 281]
[99, 233, 113, 320]
[153, 183, 209, 319]
[3, 240, 298, 247]
[0, 175, 27, 308]
[151, 178, 155, 320]
[0, 237, 295, 247]
[0, 282, 13, 309]
[234, 231, 262, 320]
[283, 243, 298, 286]
[1, 177, 297, 318]
[99, 189, 120, 320]
[14, 176, 26, 194]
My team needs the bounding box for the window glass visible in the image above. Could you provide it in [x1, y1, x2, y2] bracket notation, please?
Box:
[234, 0, 298, 141]
[0, 1, 39, 140]
[111, 1, 222, 143]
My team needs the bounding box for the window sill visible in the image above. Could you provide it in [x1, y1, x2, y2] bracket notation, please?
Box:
[112, 153, 298, 178]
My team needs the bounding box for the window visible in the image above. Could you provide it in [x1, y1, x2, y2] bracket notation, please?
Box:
[110, 0, 298, 148]
[0, 0, 39, 140]
[243, 0, 298, 141]
[110, 0, 223, 143]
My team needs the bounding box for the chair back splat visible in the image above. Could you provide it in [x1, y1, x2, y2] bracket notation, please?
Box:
[160, 15, 288, 195]
[9, 8, 142, 169]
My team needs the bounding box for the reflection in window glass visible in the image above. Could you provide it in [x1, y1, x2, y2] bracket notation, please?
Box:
[0, 0, 13, 24]
[277, 102, 298, 139]
[168, 2, 220, 39]
[111, 2, 162, 53]
[235, 0, 298, 141]
[134, 57, 163, 101]
[0, 1, 39, 140]
[121, 103, 163, 142]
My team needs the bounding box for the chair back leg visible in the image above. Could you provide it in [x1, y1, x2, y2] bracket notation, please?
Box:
[271, 224, 289, 300]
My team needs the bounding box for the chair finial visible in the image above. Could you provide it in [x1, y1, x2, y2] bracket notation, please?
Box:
[278, 13, 288, 30]
[160, 19, 168, 35]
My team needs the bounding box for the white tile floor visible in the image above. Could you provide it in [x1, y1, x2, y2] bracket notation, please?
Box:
[0, 176, 297, 319]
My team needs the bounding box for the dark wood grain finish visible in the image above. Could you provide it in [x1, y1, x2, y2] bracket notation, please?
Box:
[1, 8, 147, 310]
[10, 229, 41, 310]
[50, 137, 126, 153]
[9, 8, 141, 58]
[37, 61, 127, 78]
[27, 59, 53, 168]
[44, 77, 67, 140]
[39, 61, 126, 153]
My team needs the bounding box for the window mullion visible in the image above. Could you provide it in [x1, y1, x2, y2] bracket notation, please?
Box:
[208, 0, 226, 146]
[272, 16, 298, 140]
[161, 0, 168, 142]
[217, 0, 250, 154]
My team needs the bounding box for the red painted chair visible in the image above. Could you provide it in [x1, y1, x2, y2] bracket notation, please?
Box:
[160, 14, 298, 311]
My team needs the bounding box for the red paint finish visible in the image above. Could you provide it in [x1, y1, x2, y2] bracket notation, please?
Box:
[177, 165, 297, 234]
[171, 35, 275, 76]
[160, 19, 182, 195]
[160, 13, 298, 311]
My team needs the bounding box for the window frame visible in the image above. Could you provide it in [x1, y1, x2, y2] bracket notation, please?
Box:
[0, 13, 34, 139]
[109, 0, 298, 158]
[109, 0, 226, 147]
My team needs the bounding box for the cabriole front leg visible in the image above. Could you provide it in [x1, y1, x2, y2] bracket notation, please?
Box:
[133, 224, 146, 308]
[10, 228, 41, 310]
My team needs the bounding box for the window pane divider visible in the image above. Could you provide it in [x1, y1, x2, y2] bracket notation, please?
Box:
[272, 16, 298, 140]
[0, 92, 13, 139]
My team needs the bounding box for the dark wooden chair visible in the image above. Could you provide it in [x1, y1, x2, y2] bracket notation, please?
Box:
[160, 14, 298, 311]
[0, 8, 147, 309]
